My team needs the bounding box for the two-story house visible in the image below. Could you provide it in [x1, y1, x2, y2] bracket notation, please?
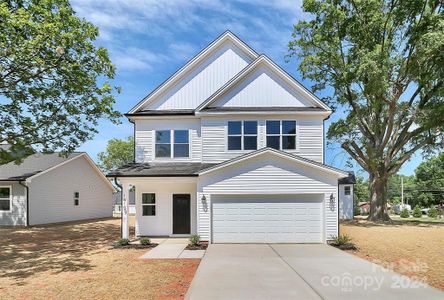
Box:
[109, 31, 355, 243]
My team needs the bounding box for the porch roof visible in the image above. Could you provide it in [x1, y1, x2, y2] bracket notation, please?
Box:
[107, 162, 217, 177]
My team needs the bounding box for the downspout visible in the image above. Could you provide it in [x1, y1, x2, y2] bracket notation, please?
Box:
[19, 181, 30, 226]
[114, 177, 123, 238]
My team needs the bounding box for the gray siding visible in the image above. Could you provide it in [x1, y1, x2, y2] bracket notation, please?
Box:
[28, 156, 113, 225]
[0, 181, 27, 226]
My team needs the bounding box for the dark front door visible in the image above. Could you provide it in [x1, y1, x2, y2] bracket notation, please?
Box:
[173, 194, 191, 234]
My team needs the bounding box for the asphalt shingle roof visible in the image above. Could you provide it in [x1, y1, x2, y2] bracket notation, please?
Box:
[107, 163, 217, 177]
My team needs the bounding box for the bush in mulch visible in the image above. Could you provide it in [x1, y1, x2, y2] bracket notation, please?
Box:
[329, 234, 358, 251]
[330, 243, 358, 250]
[185, 234, 208, 250]
[112, 238, 158, 249]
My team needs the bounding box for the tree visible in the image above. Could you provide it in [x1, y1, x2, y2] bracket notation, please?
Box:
[288, 0, 444, 221]
[387, 174, 415, 203]
[413, 152, 444, 206]
[98, 136, 134, 172]
[0, 0, 120, 165]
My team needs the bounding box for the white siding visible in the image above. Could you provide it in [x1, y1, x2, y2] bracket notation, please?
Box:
[120, 177, 197, 237]
[144, 42, 252, 110]
[201, 116, 324, 163]
[135, 118, 202, 163]
[0, 182, 27, 226]
[211, 65, 312, 108]
[197, 154, 339, 242]
[28, 156, 113, 225]
[339, 184, 354, 220]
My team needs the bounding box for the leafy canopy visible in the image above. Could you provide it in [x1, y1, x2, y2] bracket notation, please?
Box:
[98, 136, 134, 173]
[0, 0, 120, 164]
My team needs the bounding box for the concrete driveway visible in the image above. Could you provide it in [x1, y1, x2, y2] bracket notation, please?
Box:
[186, 244, 443, 300]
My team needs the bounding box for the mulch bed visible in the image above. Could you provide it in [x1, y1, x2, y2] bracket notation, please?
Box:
[329, 242, 358, 250]
[112, 243, 159, 250]
[185, 243, 208, 250]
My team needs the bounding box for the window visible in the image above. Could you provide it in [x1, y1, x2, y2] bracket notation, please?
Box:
[74, 191, 79, 206]
[142, 193, 156, 216]
[0, 186, 11, 211]
[228, 121, 257, 150]
[266, 120, 297, 150]
[155, 130, 190, 158]
[344, 186, 351, 196]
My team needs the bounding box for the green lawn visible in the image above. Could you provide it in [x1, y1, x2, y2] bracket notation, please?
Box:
[390, 215, 444, 223]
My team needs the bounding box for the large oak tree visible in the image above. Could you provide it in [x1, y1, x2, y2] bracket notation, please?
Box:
[288, 0, 443, 220]
[0, 0, 120, 164]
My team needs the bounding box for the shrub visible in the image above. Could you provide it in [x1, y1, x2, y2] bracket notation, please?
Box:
[140, 237, 151, 245]
[353, 206, 361, 216]
[332, 234, 352, 246]
[189, 234, 200, 246]
[115, 238, 130, 247]
[428, 207, 439, 218]
[400, 208, 410, 218]
[412, 205, 422, 218]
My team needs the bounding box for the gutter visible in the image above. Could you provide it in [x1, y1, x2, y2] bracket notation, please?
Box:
[18, 181, 30, 226]
[113, 177, 123, 238]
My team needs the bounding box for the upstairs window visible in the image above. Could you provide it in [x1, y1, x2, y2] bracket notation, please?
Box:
[228, 121, 257, 150]
[0, 186, 11, 211]
[155, 130, 189, 158]
[266, 120, 297, 150]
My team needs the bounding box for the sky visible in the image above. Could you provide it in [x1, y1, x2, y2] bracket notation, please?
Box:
[71, 0, 422, 177]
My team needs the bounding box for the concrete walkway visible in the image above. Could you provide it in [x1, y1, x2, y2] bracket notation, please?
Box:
[139, 238, 205, 259]
[186, 244, 443, 300]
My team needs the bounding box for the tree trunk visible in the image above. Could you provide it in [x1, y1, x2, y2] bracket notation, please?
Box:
[368, 173, 391, 221]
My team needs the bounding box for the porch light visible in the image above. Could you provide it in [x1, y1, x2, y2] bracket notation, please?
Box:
[329, 193, 336, 211]
[201, 195, 208, 212]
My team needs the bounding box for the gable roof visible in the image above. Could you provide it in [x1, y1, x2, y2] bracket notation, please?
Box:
[198, 147, 348, 177]
[128, 31, 258, 114]
[196, 55, 331, 112]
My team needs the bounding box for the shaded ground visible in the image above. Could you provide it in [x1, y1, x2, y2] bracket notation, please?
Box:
[341, 220, 444, 291]
[0, 217, 199, 299]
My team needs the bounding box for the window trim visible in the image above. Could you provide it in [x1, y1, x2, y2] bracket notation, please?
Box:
[227, 120, 258, 151]
[0, 186, 12, 212]
[141, 193, 156, 216]
[344, 185, 351, 196]
[266, 120, 298, 151]
[154, 129, 190, 159]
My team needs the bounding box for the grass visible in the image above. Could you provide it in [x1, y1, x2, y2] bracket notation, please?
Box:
[341, 220, 444, 291]
[0, 217, 199, 299]
[390, 215, 444, 223]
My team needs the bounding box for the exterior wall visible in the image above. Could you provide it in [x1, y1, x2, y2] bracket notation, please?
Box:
[135, 118, 202, 163]
[201, 115, 324, 163]
[145, 42, 252, 110]
[120, 177, 197, 237]
[210, 65, 312, 108]
[197, 154, 339, 242]
[0, 181, 27, 226]
[28, 156, 114, 225]
[339, 184, 354, 220]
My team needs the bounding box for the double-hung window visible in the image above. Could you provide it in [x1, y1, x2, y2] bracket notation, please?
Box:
[228, 121, 257, 150]
[142, 193, 156, 216]
[0, 186, 11, 211]
[155, 130, 189, 158]
[266, 120, 297, 150]
[344, 186, 351, 196]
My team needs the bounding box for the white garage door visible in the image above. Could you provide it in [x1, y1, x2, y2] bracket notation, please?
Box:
[212, 195, 323, 243]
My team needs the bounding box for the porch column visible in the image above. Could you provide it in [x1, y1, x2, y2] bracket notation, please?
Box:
[121, 181, 130, 239]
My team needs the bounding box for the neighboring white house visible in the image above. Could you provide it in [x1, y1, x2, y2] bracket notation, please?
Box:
[338, 173, 356, 220]
[109, 31, 354, 243]
[0, 148, 115, 226]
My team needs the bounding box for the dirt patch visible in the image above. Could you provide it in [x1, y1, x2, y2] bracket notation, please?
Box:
[0, 217, 200, 299]
[341, 221, 444, 291]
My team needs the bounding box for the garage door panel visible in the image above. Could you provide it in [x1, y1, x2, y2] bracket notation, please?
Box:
[212, 196, 323, 243]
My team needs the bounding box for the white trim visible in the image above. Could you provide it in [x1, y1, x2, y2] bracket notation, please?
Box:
[264, 120, 298, 151]
[26, 153, 116, 192]
[195, 111, 332, 117]
[226, 120, 259, 152]
[153, 129, 191, 160]
[141, 192, 156, 216]
[199, 148, 349, 177]
[128, 31, 258, 114]
[196, 55, 332, 111]
[0, 185, 12, 212]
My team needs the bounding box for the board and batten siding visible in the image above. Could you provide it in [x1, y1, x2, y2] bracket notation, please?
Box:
[144, 42, 253, 110]
[28, 156, 113, 225]
[135, 118, 202, 163]
[201, 116, 324, 163]
[197, 154, 339, 242]
[0, 181, 27, 226]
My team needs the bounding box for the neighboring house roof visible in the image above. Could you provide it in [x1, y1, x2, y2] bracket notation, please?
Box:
[128, 31, 258, 114]
[338, 172, 356, 184]
[196, 55, 331, 112]
[358, 202, 369, 207]
[198, 147, 349, 177]
[107, 163, 217, 177]
[0, 152, 83, 181]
